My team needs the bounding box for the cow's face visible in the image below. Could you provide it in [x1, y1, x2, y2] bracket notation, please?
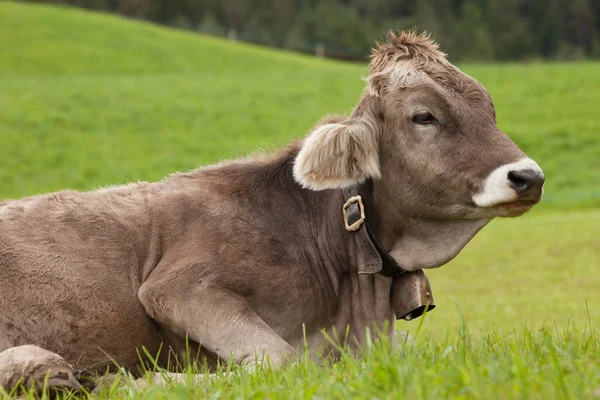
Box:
[293, 32, 545, 269]
[371, 59, 544, 220]
[294, 32, 544, 222]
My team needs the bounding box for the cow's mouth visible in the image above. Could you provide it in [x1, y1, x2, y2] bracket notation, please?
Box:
[494, 199, 539, 216]
[499, 200, 539, 208]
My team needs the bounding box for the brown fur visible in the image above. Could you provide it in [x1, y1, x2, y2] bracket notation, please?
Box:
[0, 31, 542, 388]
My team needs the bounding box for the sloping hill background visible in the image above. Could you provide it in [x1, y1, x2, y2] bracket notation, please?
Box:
[0, 1, 363, 197]
[0, 2, 598, 334]
[0, 1, 598, 208]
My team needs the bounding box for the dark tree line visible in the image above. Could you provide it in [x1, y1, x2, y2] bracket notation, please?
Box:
[27, 0, 600, 61]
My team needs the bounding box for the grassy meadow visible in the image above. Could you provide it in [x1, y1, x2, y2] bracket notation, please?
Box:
[0, 1, 599, 398]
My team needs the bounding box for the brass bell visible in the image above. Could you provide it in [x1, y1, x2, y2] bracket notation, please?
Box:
[391, 269, 435, 321]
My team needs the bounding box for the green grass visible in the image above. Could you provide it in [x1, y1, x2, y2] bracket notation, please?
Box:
[422, 210, 600, 331]
[0, 1, 599, 398]
[5, 326, 600, 399]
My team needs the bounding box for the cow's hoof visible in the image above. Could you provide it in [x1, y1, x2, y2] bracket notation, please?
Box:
[0, 345, 82, 397]
[32, 366, 82, 397]
[393, 330, 415, 348]
[91, 373, 128, 394]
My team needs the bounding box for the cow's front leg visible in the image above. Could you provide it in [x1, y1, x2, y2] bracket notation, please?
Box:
[138, 270, 296, 369]
[0, 345, 82, 396]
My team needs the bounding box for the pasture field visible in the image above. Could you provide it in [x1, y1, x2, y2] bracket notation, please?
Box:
[0, 2, 599, 399]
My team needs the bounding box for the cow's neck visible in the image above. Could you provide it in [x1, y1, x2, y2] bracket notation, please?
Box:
[333, 236, 396, 348]
[341, 184, 407, 277]
[302, 183, 396, 349]
[245, 155, 397, 349]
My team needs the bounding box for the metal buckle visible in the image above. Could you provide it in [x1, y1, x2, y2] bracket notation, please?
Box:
[342, 195, 365, 232]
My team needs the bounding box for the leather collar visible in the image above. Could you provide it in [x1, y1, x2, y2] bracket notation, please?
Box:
[342, 185, 406, 277]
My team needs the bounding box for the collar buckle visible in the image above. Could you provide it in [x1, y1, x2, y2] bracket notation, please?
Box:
[342, 195, 365, 232]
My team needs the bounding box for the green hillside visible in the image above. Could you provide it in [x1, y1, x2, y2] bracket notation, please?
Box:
[0, 1, 598, 208]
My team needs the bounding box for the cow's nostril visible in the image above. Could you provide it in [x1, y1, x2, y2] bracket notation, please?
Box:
[507, 170, 529, 192]
[507, 169, 545, 196]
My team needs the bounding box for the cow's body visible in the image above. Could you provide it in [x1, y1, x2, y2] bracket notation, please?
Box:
[0, 31, 546, 393]
[0, 180, 165, 370]
[0, 147, 399, 372]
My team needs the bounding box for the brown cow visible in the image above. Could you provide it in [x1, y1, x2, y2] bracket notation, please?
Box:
[0, 31, 544, 393]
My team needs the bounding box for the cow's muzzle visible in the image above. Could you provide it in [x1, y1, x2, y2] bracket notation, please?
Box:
[472, 157, 545, 208]
[391, 270, 435, 321]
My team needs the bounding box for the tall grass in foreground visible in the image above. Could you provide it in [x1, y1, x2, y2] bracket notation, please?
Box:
[4, 323, 599, 399]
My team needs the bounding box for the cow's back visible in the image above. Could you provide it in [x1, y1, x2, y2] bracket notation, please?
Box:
[0, 187, 164, 371]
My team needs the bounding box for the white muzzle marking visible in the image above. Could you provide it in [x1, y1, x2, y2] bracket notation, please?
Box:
[472, 158, 544, 207]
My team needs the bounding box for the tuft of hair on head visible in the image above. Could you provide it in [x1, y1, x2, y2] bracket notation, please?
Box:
[366, 30, 449, 97]
[370, 30, 448, 73]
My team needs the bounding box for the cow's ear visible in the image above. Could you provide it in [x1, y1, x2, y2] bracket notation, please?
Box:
[293, 118, 380, 190]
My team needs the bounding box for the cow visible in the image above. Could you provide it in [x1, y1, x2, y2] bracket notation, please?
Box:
[0, 31, 544, 394]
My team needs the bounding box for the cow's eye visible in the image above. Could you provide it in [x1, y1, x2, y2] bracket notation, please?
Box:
[412, 112, 436, 125]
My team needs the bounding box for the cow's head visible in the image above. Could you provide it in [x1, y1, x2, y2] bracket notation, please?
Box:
[293, 31, 544, 270]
